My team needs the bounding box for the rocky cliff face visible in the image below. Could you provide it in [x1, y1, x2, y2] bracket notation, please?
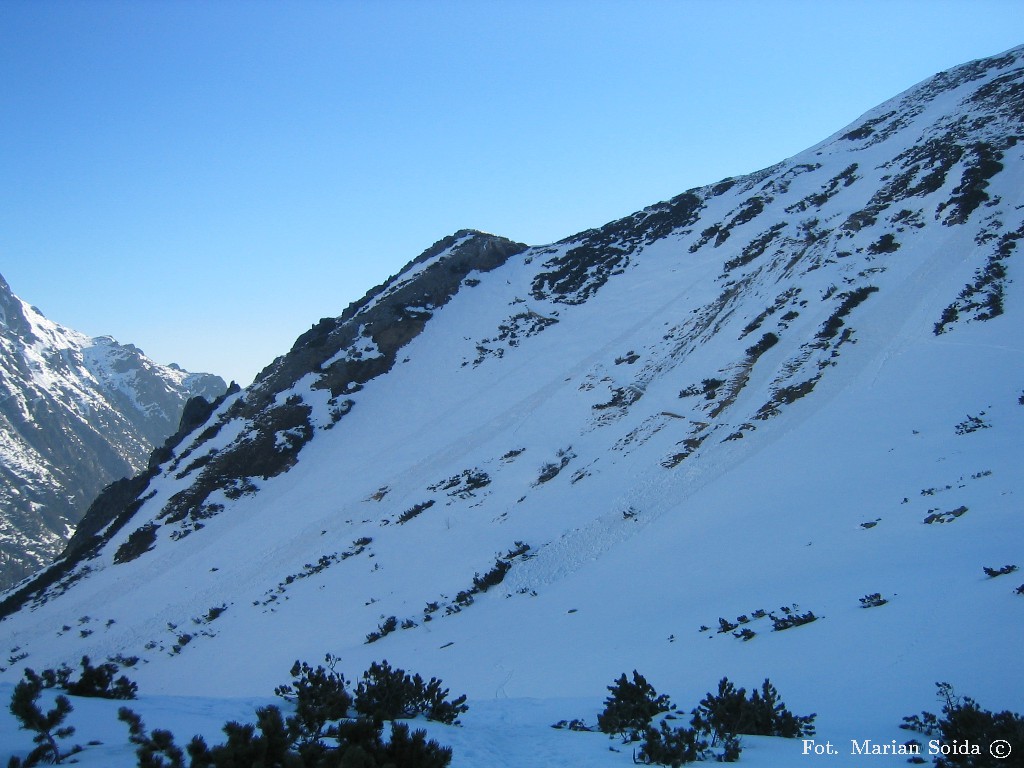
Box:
[0, 274, 226, 588]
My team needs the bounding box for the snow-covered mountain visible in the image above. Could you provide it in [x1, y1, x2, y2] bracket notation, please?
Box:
[0, 274, 227, 589]
[2, 46, 1023, 767]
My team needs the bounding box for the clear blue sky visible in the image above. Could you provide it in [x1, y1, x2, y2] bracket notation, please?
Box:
[2, 0, 1021, 385]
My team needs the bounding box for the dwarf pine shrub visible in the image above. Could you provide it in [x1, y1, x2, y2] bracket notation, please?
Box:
[901, 683, 1024, 768]
[597, 670, 672, 742]
[354, 659, 468, 725]
[117, 657, 462, 767]
[9, 672, 77, 766]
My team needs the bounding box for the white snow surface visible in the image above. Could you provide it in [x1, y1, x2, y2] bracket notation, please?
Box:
[2, 46, 1023, 767]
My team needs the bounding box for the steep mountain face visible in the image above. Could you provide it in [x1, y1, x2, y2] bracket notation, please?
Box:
[0, 274, 226, 589]
[2, 46, 1023, 763]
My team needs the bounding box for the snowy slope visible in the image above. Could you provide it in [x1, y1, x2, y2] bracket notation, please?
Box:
[0, 274, 226, 589]
[2, 45, 1023, 767]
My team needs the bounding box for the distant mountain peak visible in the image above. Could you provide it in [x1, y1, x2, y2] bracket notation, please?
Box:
[0, 273, 226, 589]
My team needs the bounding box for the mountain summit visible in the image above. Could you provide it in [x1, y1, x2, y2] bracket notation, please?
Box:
[0, 274, 226, 589]
[2, 46, 1023, 766]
